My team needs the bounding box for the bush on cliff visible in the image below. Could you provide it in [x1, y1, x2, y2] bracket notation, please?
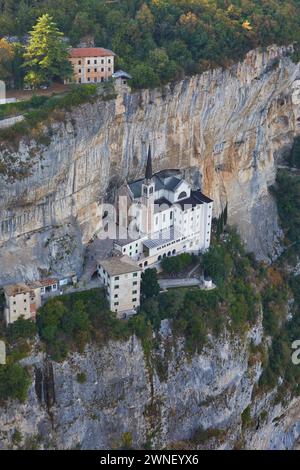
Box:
[37, 288, 131, 361]
[161, 253, 196, 274]
[0, 363, 31, 403]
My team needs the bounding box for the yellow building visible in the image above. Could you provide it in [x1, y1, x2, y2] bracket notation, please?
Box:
[4, 282, 42, 325]
[69, 47, 115, 84]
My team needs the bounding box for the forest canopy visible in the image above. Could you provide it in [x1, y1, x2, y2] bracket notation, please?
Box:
[1, 1, 300, 88]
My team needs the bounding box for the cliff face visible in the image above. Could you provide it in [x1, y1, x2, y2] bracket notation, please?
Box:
[1, 45, 300, 283]
[0, 319, 299, 450]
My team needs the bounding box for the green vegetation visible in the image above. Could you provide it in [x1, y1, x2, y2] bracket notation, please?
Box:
[161, 252, 196, 274]
[0, 84, 107, 153]
[190, 426, 226, 446]
[1, 1, 300, 89]
[241, 405, 253, 429]
[258, 168, 300, 396]
[133, 229, 260, 355]
[37, 288, 131, 361]
[0, 363, 30, 403]
[7, 316, 36, 341]
[0, 312, 36, 404]
[120, 431, 133, 450]
[76, 372, 87, 383]
[141, 268, 160, 300]
[23, 14, 72, 87]
[288, 136, 300, 169]
[272, 170, 300, 259]
[12, 429, 23, 445]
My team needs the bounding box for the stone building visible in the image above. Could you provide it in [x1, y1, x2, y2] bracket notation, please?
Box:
[69, 47, 115, 84]
[4, 282, 42, 325]
[97, 254, 142, 317]
[112, 70, 132, 91]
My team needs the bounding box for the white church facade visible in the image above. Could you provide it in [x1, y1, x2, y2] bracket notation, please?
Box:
[113, 148, 213, 270]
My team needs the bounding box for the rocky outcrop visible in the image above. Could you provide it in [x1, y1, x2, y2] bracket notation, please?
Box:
[0, 318, 299, 450]
[1, 45, 300, 283]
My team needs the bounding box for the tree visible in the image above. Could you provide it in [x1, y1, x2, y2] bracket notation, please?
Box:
[23, 14, 72, 88]
[130, 63, 159, 89]
[0, 38, 14, 83]
[8, 316, 36, 341]
[0, 363, 30, 402]
[161, 253, 195, 274]
[141, 268, 160, 300]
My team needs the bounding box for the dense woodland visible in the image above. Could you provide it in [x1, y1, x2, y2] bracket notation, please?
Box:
[1, 1, 300, 88]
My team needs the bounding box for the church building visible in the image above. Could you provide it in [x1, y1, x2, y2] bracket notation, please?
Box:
[113, 148, 213, 270]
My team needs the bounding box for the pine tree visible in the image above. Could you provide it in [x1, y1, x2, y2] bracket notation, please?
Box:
[23, 14, 72, 88]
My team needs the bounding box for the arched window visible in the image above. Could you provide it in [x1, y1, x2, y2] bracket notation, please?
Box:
[178, 191, 187, 200]
[144, 261, 148, 267]
[167, 251, 171, 257]
[172, 249, 176, 255]
[158, 255, 162, 261]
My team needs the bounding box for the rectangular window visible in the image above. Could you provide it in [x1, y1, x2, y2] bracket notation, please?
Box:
[87, 68, 90, 73]
[133, 281, 137, 286]
[94, 59, 97, 64]
[101, 68, 104, 72]
[115, 276, 119, 281]
[108, 59, 111, 63]
[133, 273, 138, 277]
[132, 298, 137, 302]
[132, 290, 137, 294]
[101, 59, 104, 64]
[108, 67, 111, 72]
[94, 68, 97, 72]
[87, 60, 90, 64]
[115, 285, 119, 289]
[114, 294, 118, 298]
[78, 68, 81, 73]
[114, 302, 119, 306]
[94, 78, 97, 83]
[88, 77, 91, 82]
[170, 212, 173, 219]
[78, 60, 81, 65]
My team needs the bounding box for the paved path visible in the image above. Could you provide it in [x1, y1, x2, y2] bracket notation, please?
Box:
[159, 278, 200, 289]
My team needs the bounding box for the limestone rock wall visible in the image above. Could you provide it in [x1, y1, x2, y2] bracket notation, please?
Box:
[0, 46, 300, 283]
[0, 320, 299, 450]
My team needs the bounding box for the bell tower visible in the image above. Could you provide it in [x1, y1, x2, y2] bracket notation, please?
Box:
[141, 147, 155, 235]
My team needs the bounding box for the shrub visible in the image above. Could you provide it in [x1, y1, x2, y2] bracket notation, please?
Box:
[76, 372, 87, 384]
[141, 268, 160, 300]
[161, 253, 196, 274]
[37, 289, 131, 361]
[0, 363, 31, 403]
[7, 317, 36, 341]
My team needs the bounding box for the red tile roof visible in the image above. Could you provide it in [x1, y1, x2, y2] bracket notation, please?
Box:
[69, 47, 115, 58]
[39, 278, 58, 287]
